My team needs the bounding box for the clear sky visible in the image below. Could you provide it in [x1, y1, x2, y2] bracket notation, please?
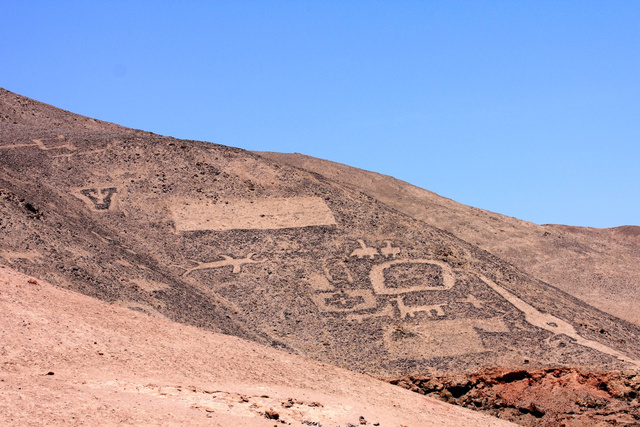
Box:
[2, 1, 639, 228]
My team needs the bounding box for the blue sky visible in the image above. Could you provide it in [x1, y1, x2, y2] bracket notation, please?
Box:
[2, 1, 639, 228]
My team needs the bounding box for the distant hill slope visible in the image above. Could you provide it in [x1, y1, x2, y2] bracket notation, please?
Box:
[258, 152, 640, 327]
[1, 87, 639, 380]
[1, 266, 516, 426]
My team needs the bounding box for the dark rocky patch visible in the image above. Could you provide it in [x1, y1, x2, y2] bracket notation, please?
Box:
[391, 368, 640, 426]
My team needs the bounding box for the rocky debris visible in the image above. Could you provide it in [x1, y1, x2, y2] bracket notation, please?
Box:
[263, 408, 279, 420]
[391, 367, 640, 426]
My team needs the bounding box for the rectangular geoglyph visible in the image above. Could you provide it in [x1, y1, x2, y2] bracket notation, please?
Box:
[172, 197, 336, 231]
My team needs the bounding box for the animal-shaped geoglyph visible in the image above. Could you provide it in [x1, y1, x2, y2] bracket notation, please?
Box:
[350, 239, 379, 259]
[344, 297, 448, 323]
[32, 137, 76, 151]
[183, 253, 263, 276]
[380, 241, 401, 258]
[0, 135, 76, 152]
[311, 289, 377, 313]
[396, 297, 447, 319]
[347, 304, 395, 323]
[458, 294, 484, 309]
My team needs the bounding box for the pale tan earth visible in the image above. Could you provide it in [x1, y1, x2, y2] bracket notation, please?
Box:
[0, 265, 514, 426]
[171, 196, 337, 231]
[257, 152, 640, 327]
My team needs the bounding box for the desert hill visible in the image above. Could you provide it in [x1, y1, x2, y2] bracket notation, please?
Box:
[2, 88, 640, 426]
[257, 152, 640, 327]
[1, 87, 640, 381]
[1, 265, 515, 426]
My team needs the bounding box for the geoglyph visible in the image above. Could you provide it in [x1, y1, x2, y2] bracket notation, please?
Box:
[171, 197, 336, 231]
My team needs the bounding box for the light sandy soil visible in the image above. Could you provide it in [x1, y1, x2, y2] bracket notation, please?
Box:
[171, 196, 336, 231]
[0, 265, 514, 426]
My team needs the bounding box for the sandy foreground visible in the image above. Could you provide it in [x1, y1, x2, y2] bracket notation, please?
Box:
[0, 265, 513, 426]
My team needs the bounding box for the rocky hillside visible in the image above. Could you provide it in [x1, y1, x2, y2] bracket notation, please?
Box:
[258, 152, 640, 327]
[2, 87, 639, 383]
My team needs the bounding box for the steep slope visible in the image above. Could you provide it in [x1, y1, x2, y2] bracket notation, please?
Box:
[1, 266, 515, 426]
[257, 152, 640, 327]
[1, 88, 639, 382]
